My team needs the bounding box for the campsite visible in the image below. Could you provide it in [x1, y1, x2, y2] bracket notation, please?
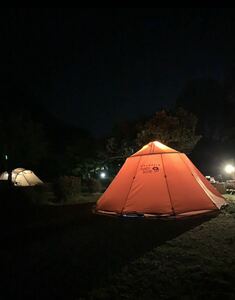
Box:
[2, 8, 235, 300]
[1, 191, 235, 299]
[0, 142, 234, 299]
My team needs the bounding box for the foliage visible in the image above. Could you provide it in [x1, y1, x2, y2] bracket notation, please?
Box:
[0, 184, 50, 208]
[0, 113, 47, 169]
[72, 158, 103, 179]
[53, 176, 81, 203]
[104, 119, 140, 159]
[106, 137, 135, 158]
[82, 178, 102, 193]
[23, 185, 51, 205]
[136, 108, 201, 153]
[57, 132, 95, 176]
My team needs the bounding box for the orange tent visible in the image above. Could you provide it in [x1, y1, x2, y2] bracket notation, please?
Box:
[95, 141, 226, 217]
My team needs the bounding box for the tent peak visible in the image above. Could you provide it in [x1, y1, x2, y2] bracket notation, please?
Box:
[132, 141, 178, 157]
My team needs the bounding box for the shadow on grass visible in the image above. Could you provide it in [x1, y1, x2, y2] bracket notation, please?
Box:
[0, 202, 217, 300]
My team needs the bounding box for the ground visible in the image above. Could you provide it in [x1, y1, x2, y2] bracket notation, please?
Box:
[1, 194, 235, 299]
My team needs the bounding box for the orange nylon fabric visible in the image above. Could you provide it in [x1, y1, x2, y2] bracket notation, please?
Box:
[96, 141, 227, 217]
[123, 154, 173, 215]
[97, 156, 141, 213]
[162, 153, 217, 214]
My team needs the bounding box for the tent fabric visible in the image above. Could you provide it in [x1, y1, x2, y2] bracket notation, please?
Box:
[0, 168, 43, 186]
[95, 141, 226, 217]
[131, 141, 177, 156]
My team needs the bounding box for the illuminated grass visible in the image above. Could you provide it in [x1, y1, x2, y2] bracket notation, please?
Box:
[89, 201, 235, 299]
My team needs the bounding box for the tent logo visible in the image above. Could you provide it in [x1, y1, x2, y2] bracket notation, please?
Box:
[140, 164, 160, 174]
[152, 166, 159, 172]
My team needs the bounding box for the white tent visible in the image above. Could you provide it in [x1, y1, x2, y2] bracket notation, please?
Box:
[0, 168, 43, 186]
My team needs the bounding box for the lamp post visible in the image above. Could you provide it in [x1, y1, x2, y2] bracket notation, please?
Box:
[4, 154, 12, 186]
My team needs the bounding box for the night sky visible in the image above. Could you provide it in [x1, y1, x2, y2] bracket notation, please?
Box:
[1, 8, 235, 136]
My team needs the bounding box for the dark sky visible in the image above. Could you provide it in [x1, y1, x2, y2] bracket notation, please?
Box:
[1, 8, 235, 136]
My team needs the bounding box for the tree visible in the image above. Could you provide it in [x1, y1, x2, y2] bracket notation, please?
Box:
[0, 113, 47, 170]
[136, 108, 201, 154]
[104, 119, 140, 159]
[106, 137, 134, 158]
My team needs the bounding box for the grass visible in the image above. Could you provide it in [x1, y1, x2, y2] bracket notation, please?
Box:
[89, 194, 235, 299]
[74, 192, 102, 204]
[0, 193, 235, 299]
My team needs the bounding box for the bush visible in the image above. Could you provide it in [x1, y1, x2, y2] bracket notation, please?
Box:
[212, 182, 226, 194]
[224, 201, 235, 215]
[82, 178, 102, 193]
[53, 176, 81, 203]
[100, 178, 113, 191]
[23, 184, 51, 205]
[0, 184, 50, 208]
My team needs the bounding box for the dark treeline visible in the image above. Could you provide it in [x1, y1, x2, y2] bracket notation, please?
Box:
[1, 71, 235, 180]
[177, 70, 235, 176]
[0, 81, 95, 180]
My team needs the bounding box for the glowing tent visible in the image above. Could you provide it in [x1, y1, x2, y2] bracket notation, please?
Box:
[95, 141, 226, 217]
[0, 168, 43, 186]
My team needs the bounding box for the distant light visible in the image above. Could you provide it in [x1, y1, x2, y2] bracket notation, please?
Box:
[100, 172, 106, 179]
[5, 155, 8, 160]
[206, 175, 215, 183]
[225, 164, 235, 174]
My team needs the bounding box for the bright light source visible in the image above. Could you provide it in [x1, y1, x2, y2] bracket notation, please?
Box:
[100, 172, 106, 179]
[225, 164, 235, 174]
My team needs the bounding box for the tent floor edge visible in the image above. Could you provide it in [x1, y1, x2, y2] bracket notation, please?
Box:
[93, 209, 220, 219]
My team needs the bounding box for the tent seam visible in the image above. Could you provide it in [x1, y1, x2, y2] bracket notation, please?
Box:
[178, 154, 218, 209]
[132, 152, 178, 157]
[22, 172, 31, 186]
[160, 154, 176, 215]
[121, 155, 142, 214]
